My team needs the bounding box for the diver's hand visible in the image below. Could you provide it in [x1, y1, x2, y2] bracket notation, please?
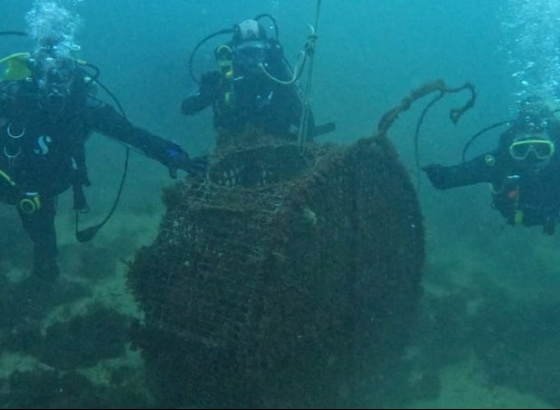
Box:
[180, 155, 209, 177]
[166, 149, 188, 179]
[167, 150, 208, 179]
[422, 163, 448, 189]
[181, 72, 221, 116]
[200, 71, 221, 90]
[181, 95, 204, 116]
[199, 71, 221, 102]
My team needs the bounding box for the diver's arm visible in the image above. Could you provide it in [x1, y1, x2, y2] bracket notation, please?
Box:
[181, 89, 207, 116]
[181, 71, 221, 116]
[86, 97, 191, 171]
[423, 152, 499, 190]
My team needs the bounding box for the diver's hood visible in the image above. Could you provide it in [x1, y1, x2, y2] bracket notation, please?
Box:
[234, 19, 267, 43]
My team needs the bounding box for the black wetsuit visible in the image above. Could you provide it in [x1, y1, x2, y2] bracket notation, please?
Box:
[425, 126, 560, 234]
[0, 77, 188, 280]
[182, 38, 315, 140]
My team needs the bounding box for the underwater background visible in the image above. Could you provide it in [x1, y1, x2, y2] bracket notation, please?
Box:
[1, 0, 560, 408]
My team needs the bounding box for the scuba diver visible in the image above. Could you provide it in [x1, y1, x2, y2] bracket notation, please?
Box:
[0, 39, 205, 284]
[182, 15, 335, 142]
[423, 96, 560, 235]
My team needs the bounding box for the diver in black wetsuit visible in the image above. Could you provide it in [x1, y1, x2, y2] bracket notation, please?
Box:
[423, 97, 560, 235]
[182, 17, 335, 141]
[0, 49, 203, 282]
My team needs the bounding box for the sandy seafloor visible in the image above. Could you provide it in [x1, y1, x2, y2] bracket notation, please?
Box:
[1, 184, 558, 409]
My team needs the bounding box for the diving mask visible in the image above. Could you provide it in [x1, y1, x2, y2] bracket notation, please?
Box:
[509, 135, 555, 161]
[31, 54, 78, 114]
[233, 40, 270, 75]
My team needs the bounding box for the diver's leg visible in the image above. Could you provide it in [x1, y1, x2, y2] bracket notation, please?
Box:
[18, 196, 60, 281]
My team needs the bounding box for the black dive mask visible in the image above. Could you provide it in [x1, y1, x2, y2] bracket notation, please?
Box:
[31, 54, 78, 115]
[233, 40, 270, 75]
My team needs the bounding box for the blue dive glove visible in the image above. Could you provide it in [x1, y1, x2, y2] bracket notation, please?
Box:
[166, 148, 209, 179]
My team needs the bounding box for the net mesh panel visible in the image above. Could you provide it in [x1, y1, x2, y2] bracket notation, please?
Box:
[129, 136, 424, 408]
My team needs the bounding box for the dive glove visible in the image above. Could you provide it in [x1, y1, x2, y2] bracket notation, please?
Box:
[200, 71, 221, 98]
[166, 149, 208, 179]
[422, 164, 449, 190]
[181, 71, 221, 116]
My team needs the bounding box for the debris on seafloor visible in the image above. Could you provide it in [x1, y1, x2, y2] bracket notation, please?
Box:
[128, 80, 476, 408]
